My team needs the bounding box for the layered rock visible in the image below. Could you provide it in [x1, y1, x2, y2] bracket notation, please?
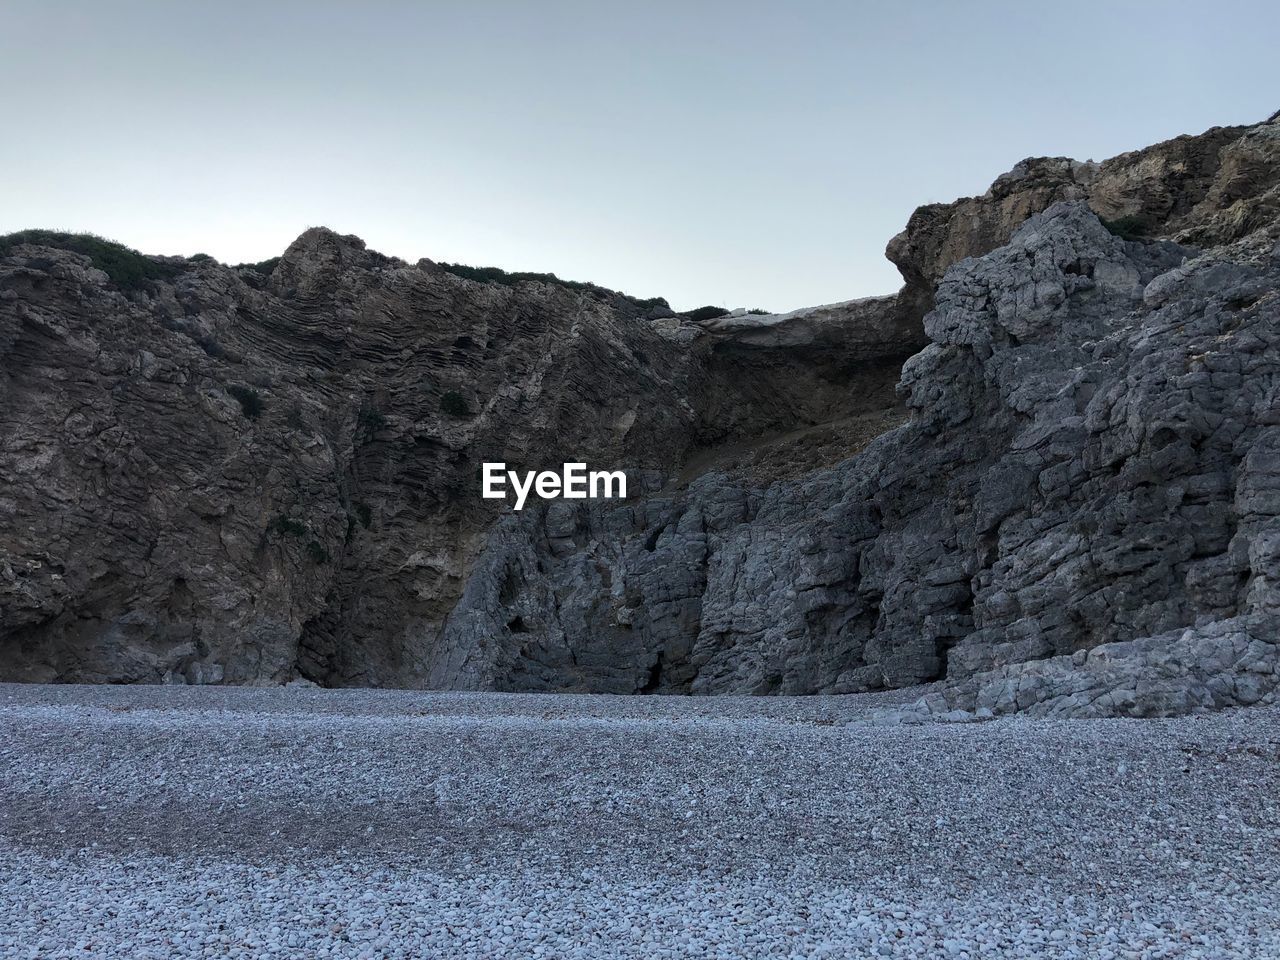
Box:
[3, 112, 1279, 717]
[871, 615, 1278, 723]
[451, 199, 1280, 705]
[0, 230, 915, 686]
[887, 117, 1280, 314]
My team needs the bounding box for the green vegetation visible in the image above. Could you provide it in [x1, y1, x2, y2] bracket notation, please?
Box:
[269, 515, 307, 537]
[0, 229, 180, 291]
[1100, 215, 1149, 241]
[189, 253, 216, 264]
[682, 305, 731, 323]
[746, 308, 771, 315]
[441, 391, 471, 417]
[227, 385, 265, 420]
[437, 261, 614, 294]
[633, 296, 671, 312]
[235, 256, 281, 275]
[305, 541, 330, 564]
[435, 260, 668, 311]
[438, 262, 556, 288]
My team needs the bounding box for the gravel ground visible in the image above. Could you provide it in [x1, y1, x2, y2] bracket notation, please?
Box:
[1, 683, 1277, 958]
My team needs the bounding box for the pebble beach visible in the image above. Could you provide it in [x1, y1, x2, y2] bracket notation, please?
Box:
[2, 683, 1277, 958]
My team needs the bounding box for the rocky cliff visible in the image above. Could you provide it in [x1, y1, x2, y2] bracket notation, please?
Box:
[3, 113, 1278, 716]
[0, 225, 918, 687]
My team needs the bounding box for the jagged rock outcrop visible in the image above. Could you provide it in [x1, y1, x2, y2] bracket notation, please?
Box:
[887, 118, 1280, 315]
[3, 112, 1279, 717]
[448, 199, 1280, 705]
[0, 228, 914, 686]
[869, 615, 1278, 723]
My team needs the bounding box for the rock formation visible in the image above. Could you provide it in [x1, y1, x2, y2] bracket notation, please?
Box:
[2, 112, 1278, 716]
[0, 226, 916, 687]
[886, 116, 1280, 314]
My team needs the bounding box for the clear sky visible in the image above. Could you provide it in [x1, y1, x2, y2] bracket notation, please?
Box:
[3, 1, 1276, 312]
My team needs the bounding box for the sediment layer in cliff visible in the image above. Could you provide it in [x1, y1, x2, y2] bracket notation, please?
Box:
[2, 112, 1278, 716]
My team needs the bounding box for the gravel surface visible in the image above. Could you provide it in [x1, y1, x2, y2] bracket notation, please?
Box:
[1, 683, 1278, 958]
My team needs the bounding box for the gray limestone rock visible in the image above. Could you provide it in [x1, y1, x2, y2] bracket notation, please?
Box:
[3, 112, 1280, 718]
[436, 194, 1280, 708]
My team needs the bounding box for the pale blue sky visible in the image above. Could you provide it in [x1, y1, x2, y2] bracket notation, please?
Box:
[2, 1, 1276, 310]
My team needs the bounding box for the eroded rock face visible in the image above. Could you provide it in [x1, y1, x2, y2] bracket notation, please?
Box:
[448, 200, 1280, 704]
[0, 231, 915, 685]
[3, 113, 1279, 717]
[870, 615, 1278, 723]
[886, 117, 1280, 315]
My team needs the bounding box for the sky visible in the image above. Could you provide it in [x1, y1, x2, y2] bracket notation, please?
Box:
[2, 1, 1277, 312]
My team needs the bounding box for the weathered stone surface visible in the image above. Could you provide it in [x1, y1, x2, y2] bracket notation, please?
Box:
[447, 196, 1280, 703]
[886, 113, 1280, 316]
[3, 112, 1280, 718]
[870, 615, 1279, 722]
[0, 231, 914, 687]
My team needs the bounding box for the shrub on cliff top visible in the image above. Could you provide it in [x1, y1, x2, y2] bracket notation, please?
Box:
[682, 305, 731, 323]
[438, 261, 610, 295]
[435, 260, 666, 311]
[235, 256, 280, 275]
[0, 229, 179, 291]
